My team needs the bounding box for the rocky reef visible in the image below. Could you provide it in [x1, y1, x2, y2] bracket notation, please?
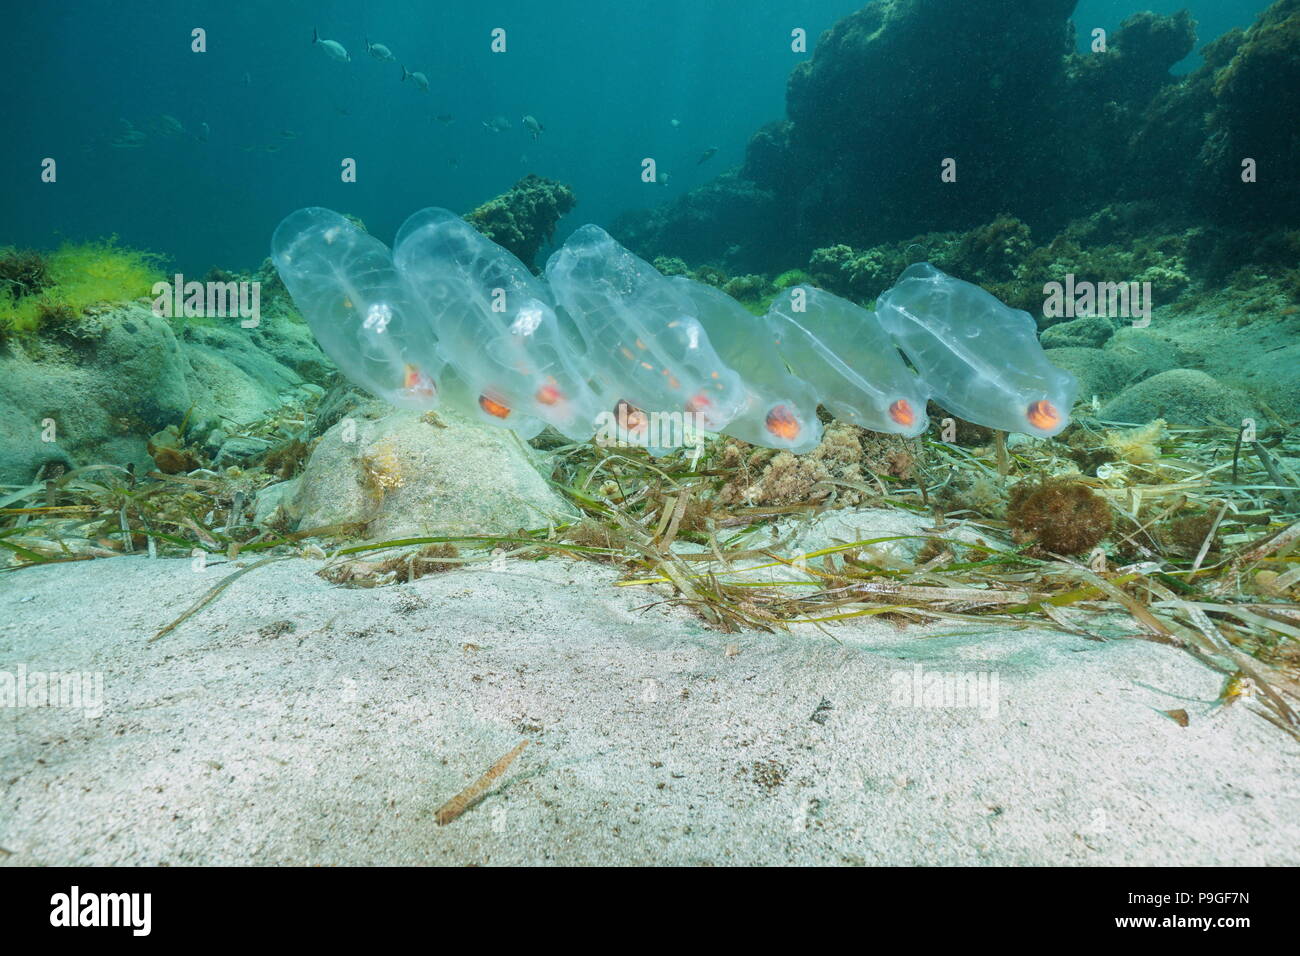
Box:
[464, 173, 576, 270]
[615, 0, 1298, 275]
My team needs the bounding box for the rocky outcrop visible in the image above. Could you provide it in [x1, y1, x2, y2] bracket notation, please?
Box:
[465, 174, 576, 270]
[615, 0, 1294, 273]
[0, 303, 330, 484]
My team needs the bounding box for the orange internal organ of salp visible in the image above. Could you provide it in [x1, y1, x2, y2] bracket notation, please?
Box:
[478, 393, 512, 419]
[765, 405, 800, 441]
[685, 392, 712, 413]
[403, 364, 436, 398]
[1026, 399, 1060, 430]
[536, 382, 564, 406]
[888, 399, 915, 427]
[615, 399, 647, 434]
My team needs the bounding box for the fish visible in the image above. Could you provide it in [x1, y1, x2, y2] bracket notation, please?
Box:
[111, 120, 147, 149]
[312, 28, 350, 62]
[670, 118, 681, 128]
[401, 65, 429, 91]
[153, 114, 185, 137]
[482, 115, 512, 133]
[659, 172, 671, 186]
[435, 114, 455, 124]
[280, 129, 298, 139]
[196, 122, 210, 142]
[365, 37, 395, 61]
[697, 146, 718, 165]
[522, 115, 544, 140]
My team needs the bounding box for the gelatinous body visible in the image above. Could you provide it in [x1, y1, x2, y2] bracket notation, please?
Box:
[273, 209, 1077, 456]
[672, 277, 823, 453]
[271, 207, 444, 409]
[394, 208, 601, 440]
[545, 226, 747, 442]
[766, 285, 929, 437]
[875, 263, 1077, 437]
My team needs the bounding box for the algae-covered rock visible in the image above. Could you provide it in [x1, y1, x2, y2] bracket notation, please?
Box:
[1101, 369, 1258, 426]
[0, 303, 192, 482]
[1040, 315, 1118, 349]
[1042, 347, 1137, 401]
[288, 408, 575, 540]
[0, 300, 332, 484]
[465, 174, 576, 269]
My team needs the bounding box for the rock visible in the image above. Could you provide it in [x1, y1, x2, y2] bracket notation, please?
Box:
[1101, 369, 1258, 426]
[288, 408, 576, 540]
[1042, 347, 1137, 400]
[0, 301, 332, 484]
[1040, 315, 1118, 349]
[201, 428, 228, 455]
[311, 377, 379, 438]
[1103, 326, 1195, 377]
[254, 478, 300, 525]
[180, 321, 308, 426]
[215, 436, 273, 467]
[0, 304, 193, 482]
[464, 174, 576, 269]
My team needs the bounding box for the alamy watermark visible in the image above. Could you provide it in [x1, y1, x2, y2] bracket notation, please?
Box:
[152, 274, 260, 327]
[593, 404, 708, 454]
[0, 664, 104, 718]
[889, 663, 999, 719]
[1043, 274, 1152, 327]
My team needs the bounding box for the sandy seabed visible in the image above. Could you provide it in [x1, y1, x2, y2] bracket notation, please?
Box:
[0, 549, 1295, 866]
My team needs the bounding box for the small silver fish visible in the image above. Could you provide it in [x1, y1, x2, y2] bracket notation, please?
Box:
[156, 114, 184, 137]
[365, 37, 395, 61]
[401, 65, 429, 91]
[197, 121, 210, 142]
[697, 146, 718, 165]
[522, 115, 543, 140]
[482, 115, 511, 133]
[313, 28, 350, 62]
[435, 113, 454, 124]
[670, 118, 681, 128]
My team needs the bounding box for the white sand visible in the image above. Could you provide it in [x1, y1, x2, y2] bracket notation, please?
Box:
[1, 540, 1296, 866]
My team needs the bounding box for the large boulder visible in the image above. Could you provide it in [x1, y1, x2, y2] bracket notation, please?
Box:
[286, 407, 576, 540]
[0, 304, 331, 484]
[0, 304, 192, 482]
[1101, 369, 1258, 426]
[1042, 347, 1137, 401]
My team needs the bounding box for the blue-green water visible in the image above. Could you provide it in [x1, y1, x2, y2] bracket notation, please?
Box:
[0, 0, 1275, 274]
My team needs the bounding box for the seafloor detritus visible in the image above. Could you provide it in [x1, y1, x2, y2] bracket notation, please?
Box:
[1006, 477, 1113, 556]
